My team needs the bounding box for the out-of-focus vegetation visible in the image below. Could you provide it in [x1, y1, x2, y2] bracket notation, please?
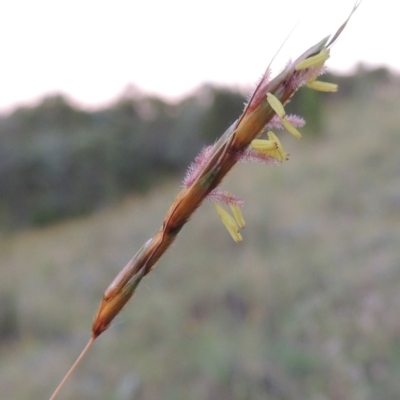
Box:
[0, 85, 244, 229]
[1, 66, 390, 230]
[1, 66, 400, 399]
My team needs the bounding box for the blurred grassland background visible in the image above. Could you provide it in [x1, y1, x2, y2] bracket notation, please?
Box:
[1, 66, 400, 399]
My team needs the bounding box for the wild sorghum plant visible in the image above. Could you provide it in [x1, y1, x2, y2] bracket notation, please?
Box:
[49, 3, 361, 399]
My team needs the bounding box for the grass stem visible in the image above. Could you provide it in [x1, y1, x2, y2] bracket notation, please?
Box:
[49, 336, 96, 400]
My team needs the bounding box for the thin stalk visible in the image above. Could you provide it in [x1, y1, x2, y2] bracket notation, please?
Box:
[49, 337, 95, 400]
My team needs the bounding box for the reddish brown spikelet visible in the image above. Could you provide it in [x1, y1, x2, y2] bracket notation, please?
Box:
[91, 2, 362, 339]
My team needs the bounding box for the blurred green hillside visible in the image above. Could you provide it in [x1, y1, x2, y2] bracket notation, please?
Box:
[0, 85, 245, 229]
[1, 67, 400, 399]
[0, 66, 392, 230]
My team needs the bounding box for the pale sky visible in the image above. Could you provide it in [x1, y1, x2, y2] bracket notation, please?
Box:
[0, 0, 394, 113]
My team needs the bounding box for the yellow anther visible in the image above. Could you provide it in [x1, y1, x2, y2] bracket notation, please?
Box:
[251, 135, 288, 162]
[267, 132, 289, 161]
[251, 139, 278, 152]
[267, 93, 286, 118]
[214, 203, 243, 243]
[230, 205, 246, 229]
[281, 119, 302, 140]
[295, 48, 330, 71]
[306, 80, 338, 92]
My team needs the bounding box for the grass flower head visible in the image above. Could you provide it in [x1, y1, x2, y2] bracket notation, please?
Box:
[49, 2, 363, 398]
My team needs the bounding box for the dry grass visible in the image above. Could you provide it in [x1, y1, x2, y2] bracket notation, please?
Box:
[1, 84, 400, 399]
